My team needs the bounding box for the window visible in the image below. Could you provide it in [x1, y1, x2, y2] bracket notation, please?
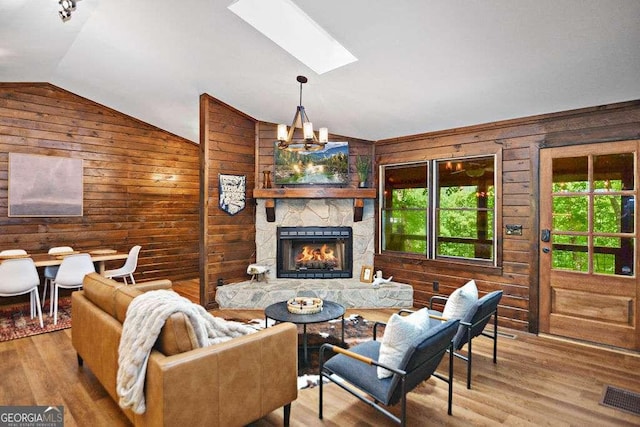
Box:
[551, 153, 635, 276]
[436, 158, 495, 261]
[381, 163, 428, 254]
[381, 156, 496, 264]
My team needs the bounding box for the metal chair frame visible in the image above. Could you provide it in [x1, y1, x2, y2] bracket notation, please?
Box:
[430, 290, 502, 389]
[319, 318, 459, 426]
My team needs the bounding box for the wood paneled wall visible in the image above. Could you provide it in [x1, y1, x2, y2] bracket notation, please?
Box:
[7, 83, 636, 333]
[374, 100, 640, 332]
[200, 101, 374, 307]
[0, 83, 200, 286]
[200, 94, 257, 308]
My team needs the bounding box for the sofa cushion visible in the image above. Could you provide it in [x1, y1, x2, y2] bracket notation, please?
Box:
[115, 285, 200, 356]
[83, 273, 199, 357]
[83, 273, 124, 318]
[114, 285, 143, 323]
[157, 312, 201, 355]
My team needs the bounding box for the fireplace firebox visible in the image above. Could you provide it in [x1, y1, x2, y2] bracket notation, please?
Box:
[277, 226, 353, 279]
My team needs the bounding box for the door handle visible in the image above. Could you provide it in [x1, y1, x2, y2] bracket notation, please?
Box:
[542, 247, 550, 253]
[541, 229, 551, 242]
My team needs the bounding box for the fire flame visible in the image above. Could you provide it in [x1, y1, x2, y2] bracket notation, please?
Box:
[296, 244, 335, 262]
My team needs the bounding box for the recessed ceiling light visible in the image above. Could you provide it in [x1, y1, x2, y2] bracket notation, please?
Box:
[228, 0, 357, 74]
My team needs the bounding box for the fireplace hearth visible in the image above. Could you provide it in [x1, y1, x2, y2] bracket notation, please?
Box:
[277, 226, 352, 279]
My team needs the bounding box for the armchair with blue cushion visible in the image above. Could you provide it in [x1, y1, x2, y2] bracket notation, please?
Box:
[429, 290, 503, 389]
[318, 312, 460, 426]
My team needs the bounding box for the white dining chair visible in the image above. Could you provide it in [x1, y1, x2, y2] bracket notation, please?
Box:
[104, 245, 141, 285]
[42, 246, 74, 309]
[51, 253, 95, 325]
[0, 249, 35, 314]
[0, 258, 43, 327]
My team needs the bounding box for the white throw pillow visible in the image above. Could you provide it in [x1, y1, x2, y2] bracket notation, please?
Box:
[377, 308, 431, 379]
[442, 279, 478, 320]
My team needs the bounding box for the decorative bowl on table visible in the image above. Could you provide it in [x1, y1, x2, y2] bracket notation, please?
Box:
[287, 297, 323, 315]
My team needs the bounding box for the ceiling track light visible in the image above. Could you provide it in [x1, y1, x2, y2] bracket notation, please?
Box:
[277, 75, 328, 152]
[59, 0, 77, 22]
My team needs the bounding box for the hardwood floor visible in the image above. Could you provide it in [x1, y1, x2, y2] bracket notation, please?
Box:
[172, 277, 200, 302]
[1, 280, 639, 426]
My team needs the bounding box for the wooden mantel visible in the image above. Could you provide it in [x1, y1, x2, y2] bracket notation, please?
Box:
[253, 187, 377, 222]
[253, 187, 376, 199]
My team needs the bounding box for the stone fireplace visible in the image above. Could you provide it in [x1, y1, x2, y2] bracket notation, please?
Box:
[256, 198, 374, 279]
[277, 226, 353, 279]
[215, 198, 413, 309]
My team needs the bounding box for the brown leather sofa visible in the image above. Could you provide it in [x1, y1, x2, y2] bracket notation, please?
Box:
[72, 273, 298, 426]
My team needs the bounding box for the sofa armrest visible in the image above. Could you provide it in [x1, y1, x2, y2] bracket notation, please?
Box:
[131, 279, 172, 292]
[138, 322, 298, 427]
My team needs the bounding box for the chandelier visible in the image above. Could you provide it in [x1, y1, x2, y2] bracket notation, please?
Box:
[59, 0, 77, 22]
[277, 75, 328, 152]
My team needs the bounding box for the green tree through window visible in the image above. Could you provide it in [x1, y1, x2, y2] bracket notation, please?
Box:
[382, 164, 428, 253]
[551, 153, 635, 276]
[381, 156, 496, 263]
[437, 159, 495, 261]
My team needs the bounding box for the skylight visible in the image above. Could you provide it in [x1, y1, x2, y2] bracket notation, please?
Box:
[228, 0, 357, 74]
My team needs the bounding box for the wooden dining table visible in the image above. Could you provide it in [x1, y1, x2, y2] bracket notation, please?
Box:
[11, 250, 129, 275]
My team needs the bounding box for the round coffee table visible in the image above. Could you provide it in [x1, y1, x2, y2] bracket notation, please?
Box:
[265, 300, 346, 366]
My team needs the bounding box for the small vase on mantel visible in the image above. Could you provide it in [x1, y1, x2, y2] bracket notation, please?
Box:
[356, 155, 371, 189]
[263, 170, 272, 189]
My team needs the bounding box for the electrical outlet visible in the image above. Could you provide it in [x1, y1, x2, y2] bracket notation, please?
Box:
[433, 281, 439, 292]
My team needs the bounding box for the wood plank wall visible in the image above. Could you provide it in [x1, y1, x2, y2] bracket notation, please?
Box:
[201, 106, 375, 308]
[200, 94, 257, 308]
[0, 83, 200, 288]
[374, 100, 640, 332]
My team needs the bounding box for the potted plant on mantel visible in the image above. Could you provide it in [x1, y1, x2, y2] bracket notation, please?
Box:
[356, 155, 371, 188]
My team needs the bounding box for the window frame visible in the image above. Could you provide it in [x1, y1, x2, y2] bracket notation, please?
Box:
[379, 152, 502, 268]
[380, 161, 430, 255]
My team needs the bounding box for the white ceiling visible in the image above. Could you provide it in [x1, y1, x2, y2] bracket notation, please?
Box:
[2, 0, 639, 143]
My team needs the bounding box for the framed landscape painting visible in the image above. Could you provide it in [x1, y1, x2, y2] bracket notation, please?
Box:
[274, 141, 349, 185]
[9, 153, 83, 217]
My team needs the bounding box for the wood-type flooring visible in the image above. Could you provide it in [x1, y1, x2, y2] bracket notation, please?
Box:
[1, 279, 639, 426]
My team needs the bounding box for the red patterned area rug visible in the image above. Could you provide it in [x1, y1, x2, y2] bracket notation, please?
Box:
[0, 297, 72, 342]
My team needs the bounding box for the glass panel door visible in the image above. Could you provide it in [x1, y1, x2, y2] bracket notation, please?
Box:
[550, 153, 635, 276]
[540, 141, 639, 351]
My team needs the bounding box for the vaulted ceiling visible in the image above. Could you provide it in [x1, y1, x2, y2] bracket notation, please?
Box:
[2, 0, 639, 143]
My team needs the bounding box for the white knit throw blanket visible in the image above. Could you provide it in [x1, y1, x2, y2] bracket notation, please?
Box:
[117, 289, 256, 414]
